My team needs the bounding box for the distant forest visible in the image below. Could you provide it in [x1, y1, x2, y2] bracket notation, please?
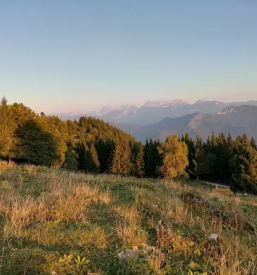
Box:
[1, 97, 257, 194]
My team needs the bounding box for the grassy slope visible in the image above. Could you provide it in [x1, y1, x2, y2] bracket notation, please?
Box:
[0, 162, 256, 275]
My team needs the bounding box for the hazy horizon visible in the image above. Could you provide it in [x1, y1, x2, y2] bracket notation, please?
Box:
[3, 92, 257, 114]
[1, 1, 257, 113]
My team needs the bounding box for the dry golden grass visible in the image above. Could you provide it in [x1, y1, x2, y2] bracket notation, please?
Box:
[0, 162, 256, 275]
[0, 160, 15, 172]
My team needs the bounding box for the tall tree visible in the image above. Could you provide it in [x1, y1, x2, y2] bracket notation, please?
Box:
[15, 121, 58, 166]
[135, 142, 145, 177]
[87, 143, 100, 173]
[192, 135, 203, 180]
[0, 97, 17, 158]
[183, 133, 196, 179]
[158, 135, 188, 179]
[229, 137, 257, 193]
[111, 142, 131, 175]
[64, 142, 78, 170]
[144, 139, 163, 178]
[250, 137, 257, 150]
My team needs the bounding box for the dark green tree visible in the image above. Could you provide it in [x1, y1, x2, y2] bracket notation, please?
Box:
[135, 142, 145, 177]
[87, 143, 100, 173]
[64, 142, 78, 170]
[15, 121, 58, 166]
[144, 139, 163, 178]
[229, 136, 257, 193]
[192, 135, 204, 180]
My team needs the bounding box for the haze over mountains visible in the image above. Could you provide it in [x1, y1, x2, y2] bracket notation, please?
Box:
[56, 99, 257, 142]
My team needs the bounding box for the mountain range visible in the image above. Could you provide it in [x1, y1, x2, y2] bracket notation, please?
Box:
[116, 105, 257, 141]
[55, 99, 257, 142]
[57, 99, 257, 126]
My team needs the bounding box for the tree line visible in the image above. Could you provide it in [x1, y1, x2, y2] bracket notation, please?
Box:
[1, 97, 257, 194]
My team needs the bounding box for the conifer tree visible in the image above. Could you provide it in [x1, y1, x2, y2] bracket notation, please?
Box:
[230, 136, 257, 193]
[250, 137, 257, 150]
[111, 142, 131, 175]
[202, 150, 217, 180]
[136, 142, 145, 177]
[111, 143, 123, 174]
[87, 143, 100, 173]
[210, 132, 217, 146]
[192, 135, 203, 180]
[183, 133, 195, 178]
[144, 139, 162, 178]
[64, 142, 78, 170]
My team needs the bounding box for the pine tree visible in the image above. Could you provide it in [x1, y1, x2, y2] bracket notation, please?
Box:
[229, 137, 257, 193]
[111, 142, 131, 175]
[77, 143, 87, 171]
[95, 139, 115, 173]
[215, 133, 232, 183]
[183, 133, 196, 178]
[136, 142, 145, 177]
[210, 132, 217, 146]
[192, 135, 203, 180]
[64, 142, 78, 170]
[87, 143, 100, 173]
[111, 143, 123, 174]
[144, 139, 163, 178]
[202, 150, 217, 180]
[250, 137, 257, 150]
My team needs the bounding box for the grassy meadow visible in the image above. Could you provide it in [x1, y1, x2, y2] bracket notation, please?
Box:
[0, 161, 256, 275]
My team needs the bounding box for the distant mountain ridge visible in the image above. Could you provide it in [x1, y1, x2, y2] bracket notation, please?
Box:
[115, 105, 257, 142]
[56, 99, 257, 126]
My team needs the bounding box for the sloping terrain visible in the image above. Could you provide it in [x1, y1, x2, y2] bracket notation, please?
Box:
[115, 105, 257, 142]
[216, 105, 257, 127]
[116, 113, 228, 141]
[0, 162, 256, 274]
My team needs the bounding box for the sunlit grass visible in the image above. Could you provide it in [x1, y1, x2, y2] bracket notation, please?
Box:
[0, 162, 256, 274]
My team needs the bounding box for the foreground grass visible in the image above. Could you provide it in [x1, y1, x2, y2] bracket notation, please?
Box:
[0, 162, 256, 274]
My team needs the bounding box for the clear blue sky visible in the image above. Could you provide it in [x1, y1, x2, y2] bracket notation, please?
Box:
[0, 0, 257, 113]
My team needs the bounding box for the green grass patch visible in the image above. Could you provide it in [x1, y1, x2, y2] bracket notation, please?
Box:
[0, 164, 256, 274]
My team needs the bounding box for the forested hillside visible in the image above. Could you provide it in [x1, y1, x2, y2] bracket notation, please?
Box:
[1, 97, 257, 194]
[0, 97, 136, 173]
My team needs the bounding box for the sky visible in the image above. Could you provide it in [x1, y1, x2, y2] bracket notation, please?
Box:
[0, 0, 257, 113]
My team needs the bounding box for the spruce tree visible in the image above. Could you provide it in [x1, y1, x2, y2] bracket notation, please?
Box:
[230, 137, 257, 193]
[111, 142, 131, 175]
[144, 139, 162, 178]
[87, 143, 100, 173]
[184, 133, 196, 178]
[64, 142, 78, 170]
[192, 135, 203, 180]
[250, 137, 257, 150]
[136, 142, 145, 177]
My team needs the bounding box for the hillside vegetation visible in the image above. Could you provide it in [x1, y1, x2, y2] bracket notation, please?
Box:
[1, 97, 257, 194]
[0, 162, 256, 275]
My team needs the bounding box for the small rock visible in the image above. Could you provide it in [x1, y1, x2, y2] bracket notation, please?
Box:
[208, 234, 218, 241]
[174, 221, 179, 225]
